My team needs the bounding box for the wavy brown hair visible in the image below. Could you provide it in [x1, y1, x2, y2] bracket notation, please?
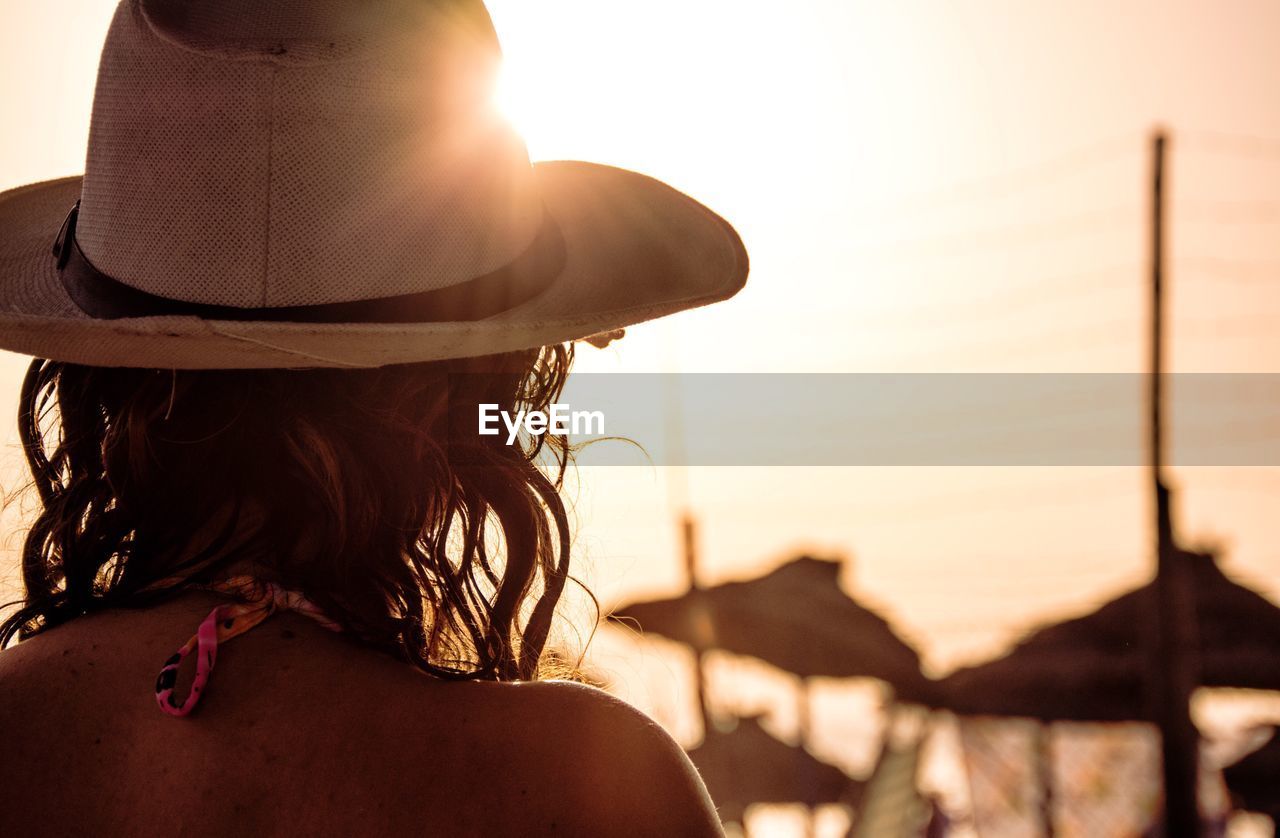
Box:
[1, 345, 583, 681]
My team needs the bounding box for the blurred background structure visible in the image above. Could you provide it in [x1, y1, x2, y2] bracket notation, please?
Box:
[4, 1, 1280, 835]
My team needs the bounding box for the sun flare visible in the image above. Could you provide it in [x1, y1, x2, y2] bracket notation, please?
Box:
[492, 60, 540, 149]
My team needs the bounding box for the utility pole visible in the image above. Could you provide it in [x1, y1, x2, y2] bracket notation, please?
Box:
[682, 512, 712, 733]
[1147, 129, 1201, 836]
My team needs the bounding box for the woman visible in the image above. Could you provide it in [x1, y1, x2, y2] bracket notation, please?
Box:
[0, 0, 747, 834]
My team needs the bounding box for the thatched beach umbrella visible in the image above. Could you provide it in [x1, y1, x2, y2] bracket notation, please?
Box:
[937, 551, 1280, 837]
[608, 555, 931, 700]
[612, 555, 916, 836]
[938, 550, 1280, 721]
[686, 713, 861, 824]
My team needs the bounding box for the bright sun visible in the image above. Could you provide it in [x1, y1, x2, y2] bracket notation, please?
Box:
[492, 60, 539, 147]
[485, 0, 845, 190]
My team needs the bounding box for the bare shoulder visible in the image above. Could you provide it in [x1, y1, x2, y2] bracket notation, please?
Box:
[373, 680, 727, 834]
[488, 680, 727, 838]
[255, 661, 725, 835]
[0, 616, 724, 836]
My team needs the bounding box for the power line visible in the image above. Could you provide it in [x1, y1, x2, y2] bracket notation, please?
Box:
[1181, 130, 1280, 161]
[860, 264, 1138, 329]
[1177, 271, 1280, 287]
[873, 317, 1139, 367]
[1180, 199, 1280, 224]
[1176, 256, 1280, 282]
[873, 554, 1146, 586]
[866, 308, 1280, 368]
[844, 133, 1141, 222]
[840, 473, 1142, 520]
[1180, 313, 1280, 339]
[837, 410, 1280, 459]
[845, 206, 1141, 264]
[1184, 480, 1280, 499]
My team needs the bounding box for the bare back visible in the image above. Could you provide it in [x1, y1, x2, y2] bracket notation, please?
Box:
[0, 594, 721, 837]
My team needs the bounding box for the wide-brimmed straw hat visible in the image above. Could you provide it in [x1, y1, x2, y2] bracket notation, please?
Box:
[0, 0, 747, 369]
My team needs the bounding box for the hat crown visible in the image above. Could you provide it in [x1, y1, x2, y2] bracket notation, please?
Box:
[140, 0, 501, 64]
[77, 0, 541, 309]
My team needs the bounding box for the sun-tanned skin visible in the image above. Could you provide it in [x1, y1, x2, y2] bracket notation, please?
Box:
[0, 592, 723, 837]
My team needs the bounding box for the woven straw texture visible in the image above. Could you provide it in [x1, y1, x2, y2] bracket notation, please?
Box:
[79, 0, 539, 308]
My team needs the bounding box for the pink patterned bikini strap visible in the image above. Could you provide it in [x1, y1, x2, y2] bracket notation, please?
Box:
[154, 576, 341, 718]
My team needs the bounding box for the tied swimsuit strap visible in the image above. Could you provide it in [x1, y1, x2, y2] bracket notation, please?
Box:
[154, 576, 342, 717]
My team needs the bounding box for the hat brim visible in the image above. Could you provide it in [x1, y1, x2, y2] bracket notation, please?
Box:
[0, 161, 747, 369]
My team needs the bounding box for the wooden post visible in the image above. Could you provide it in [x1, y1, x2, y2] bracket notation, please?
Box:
[1036, 723, 1055, 838]
[682, 513, 712, 734]
[1147, 129, 1200, 836]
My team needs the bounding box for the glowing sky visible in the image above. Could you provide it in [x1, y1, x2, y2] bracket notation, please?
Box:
[3, 0, 1280, 741]
[5, 3, 1280, 833]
